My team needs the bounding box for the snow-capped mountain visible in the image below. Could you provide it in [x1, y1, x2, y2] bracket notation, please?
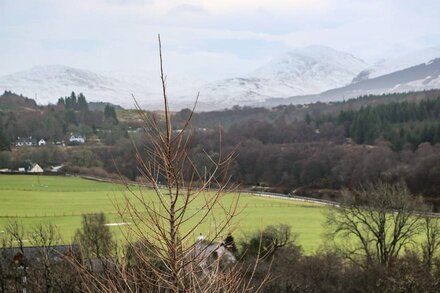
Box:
[251, 45, 367, 90]
[189, 46, 367, 109]
[325, 58, 440, 98]
[2, 46, 440, 111]
[352, 47, 440, 82]
[0, 65, 200, 108]
[0, 47, 369, 110]
[268, 57, 440, 107]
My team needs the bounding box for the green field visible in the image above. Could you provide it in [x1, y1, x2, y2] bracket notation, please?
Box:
[0, 175, 329, 252]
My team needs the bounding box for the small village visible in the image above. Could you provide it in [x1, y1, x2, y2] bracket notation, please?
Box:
[0, 163, 64, 174]
[0, 134, 82, 174]
[14, 133, 86, 148]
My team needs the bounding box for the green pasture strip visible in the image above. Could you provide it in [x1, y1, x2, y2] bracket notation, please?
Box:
[0, 175, 328, 253]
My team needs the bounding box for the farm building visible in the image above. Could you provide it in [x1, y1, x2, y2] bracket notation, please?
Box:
[49, 165, 64, 172]
[38, 138, 47, 146]
[1, 245, 80, 268]
[192, 240, 236, 275]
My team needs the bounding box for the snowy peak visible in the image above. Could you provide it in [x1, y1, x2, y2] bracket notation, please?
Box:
[192, 46, 368, 109]
[252, 45, 366, 84]
[252, 45, 366, 81]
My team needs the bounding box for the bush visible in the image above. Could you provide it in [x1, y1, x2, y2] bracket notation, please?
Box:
[240, 224, 298, 259]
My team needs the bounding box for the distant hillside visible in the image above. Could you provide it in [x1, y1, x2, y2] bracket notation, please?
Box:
[317, 58, 440, 100]
[267, 58, 440, 107]
[88, 102, 123, 112]
[0, 90, 38, 111]
[173, 89, 440, 129]
[353, 47, 440, 81]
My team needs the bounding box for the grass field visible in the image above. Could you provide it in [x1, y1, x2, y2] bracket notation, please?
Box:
[0, 175, 329, 252]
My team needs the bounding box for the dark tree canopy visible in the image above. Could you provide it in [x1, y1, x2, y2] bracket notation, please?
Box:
[57, 92, 88, 112]
[104, 105, 118, 124]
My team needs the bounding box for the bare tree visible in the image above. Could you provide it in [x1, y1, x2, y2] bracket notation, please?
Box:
[74, 213, 115, 260]
[421, 216, 440, 270]
[29, 224, 61, 293]
[327, 182, 426, 268]
[75, 35, 267, 292]
[4, 221, 28, 292]
[0, 230, 13, 293]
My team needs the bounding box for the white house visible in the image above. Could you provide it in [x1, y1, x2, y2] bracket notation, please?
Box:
[29, 164, 44, 173]
[69, 134, 86, 144]
[15, 137, 37, 147]
[38, 139, 47, 146]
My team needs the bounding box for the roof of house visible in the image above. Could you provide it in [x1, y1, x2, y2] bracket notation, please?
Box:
[1, 245, 80, 267]
[29, 163, 44, 173]
[50, 165, 64, 172]
[192, 241, 236, 274]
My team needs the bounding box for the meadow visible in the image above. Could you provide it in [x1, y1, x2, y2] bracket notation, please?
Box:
[0, 175, 329, 252]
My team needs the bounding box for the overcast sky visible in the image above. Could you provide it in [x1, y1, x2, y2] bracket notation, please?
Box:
[1, 0, 439, 82]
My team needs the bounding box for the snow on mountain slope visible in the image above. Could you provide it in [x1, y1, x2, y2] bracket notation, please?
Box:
[251, 45, 367, 91]
[289, 57, 440, 105]
[259, 58, 440, 108]
[0, 46, 368, 111]
[0, 65, 200, 109]
[352, 47, 440, 82]
[191, 46, 368, 109]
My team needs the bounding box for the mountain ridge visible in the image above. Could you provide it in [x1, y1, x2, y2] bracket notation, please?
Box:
[1, 46, 440, 110]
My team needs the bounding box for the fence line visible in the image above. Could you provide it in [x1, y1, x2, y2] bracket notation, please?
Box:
[77, 174, 341, 207]
[77, 174, 440, 218]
